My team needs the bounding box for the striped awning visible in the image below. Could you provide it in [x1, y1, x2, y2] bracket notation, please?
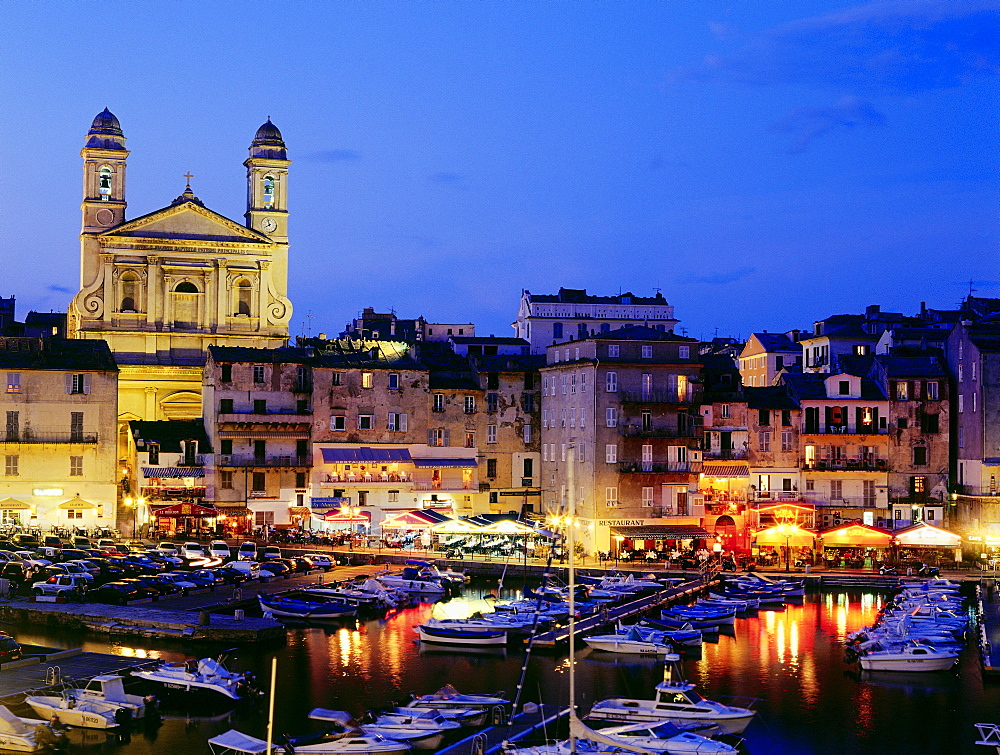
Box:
[321, 447, 413, 464]
[610, 525, 711, 540]
[142, 467, 206, 478]
[411, 458, 478, 468]
[701, 462, 750, 477]
[218, 430, 310, 439]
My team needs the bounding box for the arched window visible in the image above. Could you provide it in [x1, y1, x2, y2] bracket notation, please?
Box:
[120, 272, 139, 312]
[99, 167, 113, 201]
[172, 282, 199, 330]
[263, 175, 275, 209]
[174, 281, 198, 293]
[235, 279, 252, 316]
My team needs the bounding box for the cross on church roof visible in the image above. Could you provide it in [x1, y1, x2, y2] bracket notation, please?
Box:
[183, 172, 194, 187]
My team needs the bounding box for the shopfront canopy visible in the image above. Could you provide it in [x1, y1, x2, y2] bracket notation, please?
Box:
[322, 509, 372, 523]
[0, 498, 30, 510]
[480, 519, 536, 534]
[381, 509, 453, 529]
[752, 525, 816, 547]
[320, 447, 412, 464]
[57, 495, 97, 510]
[411, 458, 478, 468]
[818, 523, 893, 548]
[610, 525, 711, 540]
[154, 502, 217, 518]
[894, 522, 962, 548]
[431, 518, 485, 534]
[142, 467, 206, 478]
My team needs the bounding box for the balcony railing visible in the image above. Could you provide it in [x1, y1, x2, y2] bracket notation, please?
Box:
[218, 410, 311, 420]
[292, 381, 312, 393]
[803, 459, 888, 472]
[0, 431, 98, 444]
[619, 424, 702, 438]
[802, 426, 886, 436]
[218, 455, 312, 468]
[140, 486, 207, 500]
[619, 391, 694, 405]
[618, 461, 701, 474]
[414, 481, 476, 491]
[702, 449, 748, 460]
[322, 472, 412, 484]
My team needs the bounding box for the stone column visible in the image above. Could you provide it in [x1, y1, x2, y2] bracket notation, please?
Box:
[144, 386, 159, 422]
[100, 254, 114, 322]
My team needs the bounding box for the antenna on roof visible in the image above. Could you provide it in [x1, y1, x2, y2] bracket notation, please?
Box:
[304, 311, 313, 337]
[970, 279, 977, 299]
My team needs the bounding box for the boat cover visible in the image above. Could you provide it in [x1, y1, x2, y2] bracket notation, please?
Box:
[308, 709, 354, 725]
[0, 706, 33, 736]
[207, 729, 274, 754]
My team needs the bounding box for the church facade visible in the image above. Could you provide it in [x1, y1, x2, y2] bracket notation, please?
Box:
[69, 109, 293, 422]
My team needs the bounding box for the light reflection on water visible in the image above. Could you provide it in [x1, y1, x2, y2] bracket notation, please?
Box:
[4, 585, 999, 754]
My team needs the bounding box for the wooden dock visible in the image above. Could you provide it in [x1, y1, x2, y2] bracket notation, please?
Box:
[978, 578, 1000, 677]
[529, 578, 709, 647]
[0, 648, 156, 702]
[437, 704, 567, 755]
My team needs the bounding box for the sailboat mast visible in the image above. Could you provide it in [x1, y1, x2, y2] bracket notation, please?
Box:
[567, 442, 577, 755]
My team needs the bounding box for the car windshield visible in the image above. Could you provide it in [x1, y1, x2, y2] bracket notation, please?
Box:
[64, 565, 84, 573]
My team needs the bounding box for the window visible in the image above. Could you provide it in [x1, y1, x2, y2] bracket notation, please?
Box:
[253, 365, 266, 383]
[781, 410, 792, 427]
[220, 364, 232, 383]
[295, 471, 307, 488]
[486, 458, 498, 478]
[464, 396, 476, 414]
[560, 409, 566, 427]
[67, 374, 90, 395]
[331, 372, 342, 386]
[973, 361, 978, 381]
[70, 412, 83, 442]
[542, 409, 548, 429]
[920, 413, 939, 434]
[720, 404, 731, 419]
[579, 408, 586, 427]
[465, 431, 475, 448]
[523, 424, 532, 443]
[642, 487, 654, 507]
[147, 442, 159, 465]
[361, 372, 373, 389]
[895, 381, 908, 400]
[958, 427, 964, 448]
[830, 480, 842, 500]
[758, 409, 770, 426]
[863, 480, 876, 506]
[99, 166, 113, 199]
[577, 323, 588, 339]
[358, 414, 374, 430]
[641, 345, 653, 359]
[4, 455, 17, 477]
[839, 380, 850, 395]
[641, 410, 652, 431]
[606, 408, 618, 427]
[254, 440, 266, 460]
[781, 431, 793, 452]
[433, 394, 444, 412]
[608, 345, 619, 357]
[430, 428, 448, 447]
[958, 395, 964, 413]
[570, 408, 576, 427]
[913, 446, 927, 466]
[252, 472, 266, 492]
[854, 344, 869, 356]
[70, 456, 83, 476]
[220, 470, 234, 489]
[925, 381, 938, 400]
[388, 490, 399, 503]
[388, 412, 408, 432]
[234, 279, 252, 316]
[220, 439, 233, 455]
[552, 323, 563, 339]
[66, 509, 83, 520]
[806, 480, 815, 492]
[570, 374, 576, 394]
[605, 444, 617, 463]
[679, 346, 690, 359]
[561, 444, 566, 461]
[521, 393, 533, 412]
[912, 476, 926, 495]
[561, 375, 567, 395]
[606, 372, 617, 392]
[758, 431, 771, 452]
[330, 415, 346, 431]
[388, 373, 400, 390]
[263, 175, 275, 208]
[4, 411, 17, 442]
[605, 487, 618, 508]
[580, 373, 587, 392]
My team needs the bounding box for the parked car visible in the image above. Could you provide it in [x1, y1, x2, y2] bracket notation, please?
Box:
[71, 536, 91, 550]
[119, 576, 180, 597]
[96, 538, 118, 551]
[0, 633, 22, 662]
[79, 558, 125, 582]
[141, 549, 182, 567]
[227, 561, 261, 580]
[105, 556, 145, 577]
[56, 549, 92, 563]
[32, 574, 90, 599]
[38, 563, 95, 583]
[237, 542, 257, 561]
[209, 541, 232, 560]
[41, 536, 62, 551]
[89, 581, 158, 605]
[302, 553, 334, 571]
[259, 546, 282, 561]
[64, 559, 102, 578]
[258, 560, 291, 577]
[0, 562, 34, 591]
[11, 534, 38, 549]
[159, 572, 201, 593]
[156, 542, 180, 556]
[122, 554, 166, 573]
[187, 569, 226, 587]
[215, 567, 251, 585]
[179, 542, 206, 560]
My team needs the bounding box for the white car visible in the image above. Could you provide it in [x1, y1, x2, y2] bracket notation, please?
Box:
[157, 542, 180, 556]
[14, 552, 50, 571]
[209, 541, 232, 560]
[180, 542, 206, 560]
[159, 572, 201, 593]
[145, 549, 183, 566]
[227, 561, 261, 580]
[303, 553, 334, 570]
[237, 542, 257, 561]
[54, 563, 95, 581]
[33, 574, 90, 598]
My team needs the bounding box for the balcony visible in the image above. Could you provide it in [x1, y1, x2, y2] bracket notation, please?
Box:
[618, 461, 701, 474]
[619, 391, 693, 405]
[414, 481, 476, 491]
[619, 424, 702, 438]
[802, 426, 886, 436]
[140, 486, 207, 500]
[0, 430, 98, 444]
[322, 472, 412, 484]
[218, 455, 312, 468]
[703, 449, 748, 460]
[803, 458, 888, 472]
[218, 409, 311, 421]
[292, 381, 312, 394]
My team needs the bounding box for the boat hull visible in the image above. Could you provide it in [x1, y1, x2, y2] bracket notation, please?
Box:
[417, 626, 507, 646]
[583, 637, 673, 655]
[858, 655, 958, 672]
[587, 705, 755, 735]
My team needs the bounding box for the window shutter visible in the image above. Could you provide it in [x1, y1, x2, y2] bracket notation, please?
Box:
[427, 429, 435, 446]
[83, 374, 91, 394]
[400, 413, 408, 432]
[855, 407, 864, 429]
[443, 429, 450, 446]
[65, 374, 73, 394]
[825, 406, 833, 428]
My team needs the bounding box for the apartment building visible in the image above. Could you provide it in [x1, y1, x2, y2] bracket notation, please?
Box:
[540, 325, 702, 554]
[738, 332, 801, 387]
[0, 337, 118, 530]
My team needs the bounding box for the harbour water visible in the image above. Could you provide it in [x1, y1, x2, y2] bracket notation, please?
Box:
[8, 582, 999, 754]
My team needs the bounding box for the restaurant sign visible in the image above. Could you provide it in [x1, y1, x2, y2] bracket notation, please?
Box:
[311, 497, 352, 511]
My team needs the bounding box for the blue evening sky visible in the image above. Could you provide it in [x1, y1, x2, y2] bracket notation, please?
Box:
[1, 1, 997, 340]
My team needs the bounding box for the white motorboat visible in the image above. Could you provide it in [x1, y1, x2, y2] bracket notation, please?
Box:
[72, 674, 154, 720]
[393, 705, 488, 727]
[209, 727, 411, 754]
[132, 656, 257, 702]
[856, 641, 959, 672]
[0, 705, 65, 752]
[599, 720, 738, 753]
[583, 626, 681, 656]
[587, 678, 756, 735]
[416, 623, 508, 646]
[356, 709, 460, 750]
[375, 569, 446, 597]
[25, 692, 123, 729]
[401, 685, 509, 725]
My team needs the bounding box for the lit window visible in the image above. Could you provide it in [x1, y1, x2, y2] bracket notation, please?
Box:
[925, 382, 938, 400]
[361, 372, 373, 389]
[5, 374, 18, 394]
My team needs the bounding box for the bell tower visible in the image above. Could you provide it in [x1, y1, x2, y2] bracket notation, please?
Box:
[244, 118, 290, 243]
[81, 108, 128, 234]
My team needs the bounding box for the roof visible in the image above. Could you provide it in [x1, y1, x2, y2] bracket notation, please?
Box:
[131, 420, 212, 453]
[749, 333, 799, 353]
[589, 325, 697, 342]
[876, 355, 948, 378]
[249, 118, 287, 160]
[526, 287, 669, 305]
[0, 338, 117, 372]
[450, 336, 529, 346]
[472, 354, 547, 372]
[85, 108, 126, 151]
[744, 385, 798, 410]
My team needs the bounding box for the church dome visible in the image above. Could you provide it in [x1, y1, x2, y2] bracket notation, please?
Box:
[248, 118, 287, 160]
[85, 108, 127, 151]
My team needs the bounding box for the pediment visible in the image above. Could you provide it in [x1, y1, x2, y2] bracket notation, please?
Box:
[103, 201, 270, 244]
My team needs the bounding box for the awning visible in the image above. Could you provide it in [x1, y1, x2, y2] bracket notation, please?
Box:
[610, 525, 711, 540]
[216, 508, 251, 517]
[320, 447, 413, 464]
[288, 506, 312, 516]
[57, 495, 97, 510]
[701, 462, 750, 477]
[480, 519, 536, 534]
[322, 509, 372, 523]
[381, 509, 454, 529]
[411, 458, 478, 468]
[0, 498, 30, 510]
[818, 523, 893, 547]
[214, 500, 251, 509]
[142, 467, 206, 478]
[431, 518, 485, 534]
[153, 502, 218, 518]
[753, 525, 816, 547]
[894, 522, 962, 547]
